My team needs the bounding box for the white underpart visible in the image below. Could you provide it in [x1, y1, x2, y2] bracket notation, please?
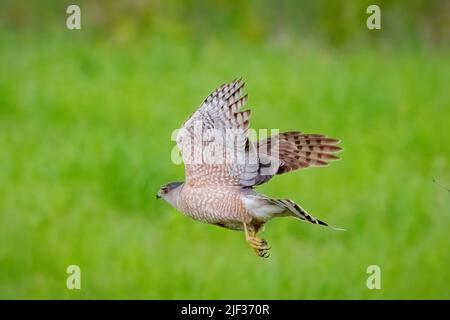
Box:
[242, 195, 284, 220]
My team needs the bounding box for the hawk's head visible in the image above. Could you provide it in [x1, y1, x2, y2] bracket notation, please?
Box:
[156, 181, 184, 206]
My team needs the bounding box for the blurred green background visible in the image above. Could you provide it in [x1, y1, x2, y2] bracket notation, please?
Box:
[1, 0, 449, 299]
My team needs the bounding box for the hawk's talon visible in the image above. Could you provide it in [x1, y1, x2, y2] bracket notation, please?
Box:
[254, 248, 270, 258]
[243, 223, 271, 258]
[247, 237, 270, 249]
[249, 241, 271, 251]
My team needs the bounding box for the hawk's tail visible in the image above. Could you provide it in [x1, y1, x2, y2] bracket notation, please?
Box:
[243, 192, 345, 231]
[272, 198, 345, 231]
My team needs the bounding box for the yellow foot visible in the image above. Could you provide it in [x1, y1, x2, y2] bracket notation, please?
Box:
[243, 223, 271, 258]
[248, 236, 271, 258]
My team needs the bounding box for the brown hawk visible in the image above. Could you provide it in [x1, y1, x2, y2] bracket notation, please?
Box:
[157, 79, 343, 258]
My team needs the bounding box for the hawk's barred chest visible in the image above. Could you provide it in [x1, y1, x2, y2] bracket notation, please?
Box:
[177, 185, 253, 226]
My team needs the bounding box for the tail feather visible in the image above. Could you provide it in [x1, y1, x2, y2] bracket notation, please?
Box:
[274, 199, 345, 231]
[243, 192, 345, 231]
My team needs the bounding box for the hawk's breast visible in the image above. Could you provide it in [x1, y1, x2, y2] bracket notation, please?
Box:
[177, 185, 253, 226]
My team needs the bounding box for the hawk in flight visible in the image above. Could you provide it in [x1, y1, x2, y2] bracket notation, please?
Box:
[157, 79, 343, 258]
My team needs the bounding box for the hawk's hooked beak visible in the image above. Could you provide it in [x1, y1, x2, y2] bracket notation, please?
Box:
[156, 192, 161, 199]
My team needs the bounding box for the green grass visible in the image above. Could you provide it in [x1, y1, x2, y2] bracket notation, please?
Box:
[0, 30, 449, 299]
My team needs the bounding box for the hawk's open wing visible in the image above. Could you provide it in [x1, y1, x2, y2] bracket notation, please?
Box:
[177, 79, 273, 186]
[257, 132, 342, 174]
[176, 79, 341, 187]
